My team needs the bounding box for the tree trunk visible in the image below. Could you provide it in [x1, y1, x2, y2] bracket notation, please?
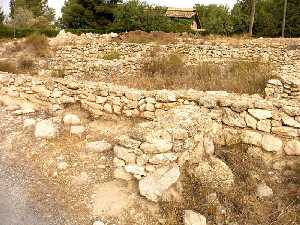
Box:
[282, 0, 287, 37]
[249, 0, 256, 36]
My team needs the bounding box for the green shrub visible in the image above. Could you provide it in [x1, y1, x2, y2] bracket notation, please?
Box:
[102, 50, 121, 60]
[0, 26, 59, 38]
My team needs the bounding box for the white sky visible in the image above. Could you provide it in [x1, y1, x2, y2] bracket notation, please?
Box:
[0, 0, 237, 18]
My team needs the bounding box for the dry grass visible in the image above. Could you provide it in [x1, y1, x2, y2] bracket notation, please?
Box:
[115, 52, 274, 95]
[0, 61, 17, 73]
[161, 144, 298, 225]
[17, 55, 34, 71]
[24, 33, 49, 57]
[102, 49, 121, 60]
[119, 31, 178, 44]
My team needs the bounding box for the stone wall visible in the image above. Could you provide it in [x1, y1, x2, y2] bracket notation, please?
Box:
[1, 72, 299, 198]
[44, 36, 300, 100]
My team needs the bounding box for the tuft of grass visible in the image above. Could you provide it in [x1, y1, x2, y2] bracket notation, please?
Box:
[24, 33, 49, 57]
[0, 61, 17, 73]
[51, 67, 66, 78]
[102, 49, 121, 60]
[17, 56, 34, 71]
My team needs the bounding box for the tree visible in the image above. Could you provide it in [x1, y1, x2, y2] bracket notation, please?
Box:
[9, 0, 55, 28]
[249, 0, 256, 36]
[0, 7, 5, 25]
[195, 4, 233, 35]
[62, 0, 122, 29]
[282, 0, 287, 37]
[113, 0, 174, 32]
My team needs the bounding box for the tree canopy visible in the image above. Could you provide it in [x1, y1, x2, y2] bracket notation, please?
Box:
[61, 0, 122, 29]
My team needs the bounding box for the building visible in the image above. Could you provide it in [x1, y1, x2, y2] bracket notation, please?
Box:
[166, 8, 201, 31]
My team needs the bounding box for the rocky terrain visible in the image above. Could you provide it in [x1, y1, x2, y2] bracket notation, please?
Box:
[0, 32, 299, 225]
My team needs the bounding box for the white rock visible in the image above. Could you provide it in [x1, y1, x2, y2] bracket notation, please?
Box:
[139, 165, 180, 202]
[124, 164, 146, 177]
[261, 134, 282, 152]
[70, 125, 85, 136]
[203, 135, 214, 155]
[23, 118, 36, 128]
[86, 141, 112, 152]
[284, 140, 300, 156]
[93, 221, 105, 225]
[256, 183, 273, 198]
[34, 119, 58, 139]
[184, 210, 207, 225]
[6, 105, 20, 111]
[63, 114, 81, 125]
[248, 109, 272, 120]
[140, 140, 173, 154]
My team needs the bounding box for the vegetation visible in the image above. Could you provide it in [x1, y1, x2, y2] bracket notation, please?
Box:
[113, 52, 274, 95]
[0, 7, 5, 25]
[195, 4, 233, 35]
[9, 0, 55, 29]
[161, 144, 298, 225]
[102, 49, 120, 60]
[61, 0, 121, 29]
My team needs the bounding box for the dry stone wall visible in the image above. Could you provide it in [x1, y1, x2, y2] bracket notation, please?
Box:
[44, 35, 300, 100]
[1, 71, 299, 199]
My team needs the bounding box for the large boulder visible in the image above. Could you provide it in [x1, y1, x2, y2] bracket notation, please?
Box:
[139, 165, 180, 202]
[34, 119, 58, 139]
[184, 210, 206, 225]
[190, 157, 234, 192]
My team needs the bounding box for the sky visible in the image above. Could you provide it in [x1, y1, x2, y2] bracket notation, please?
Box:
[0, 0, 237, 18]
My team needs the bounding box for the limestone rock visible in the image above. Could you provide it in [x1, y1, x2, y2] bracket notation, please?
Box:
[70, 125, 85, 136]
[184, 210, 207, 225]
[86, 141, 112, 153]
[241, 131, 262, 146]
[257, 120, 271, 133]
[191, 157, 234, 191]
[203, 135, 214, 155]
[261, 134, 282, 152]
[222, 108, 246, 128]
[248, 109, 272, 120]
[149, 153, 178, 164]
[23, 118, 36, 128]
[140, 140, 173, 154]
[63, 114, 81, 125]
[284, 140, 300, 156]
[139, 165, 180, 202]
[114, 145, 136, 163]
[34, 119, 58, 139]
[93, 221, 105, 225]
[256, 183, 273, 198]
